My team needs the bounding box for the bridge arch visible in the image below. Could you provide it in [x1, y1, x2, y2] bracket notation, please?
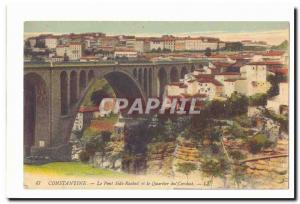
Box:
[60, 71, 68, 115]
[157, 67, 168, 97]
[88, 70, 94, 83]
[103, 70, 146, 101]
[70, 71, 78, 105]
[24, 72, 49, 156]
[133, 68, 137, 79]
[138, 68, 143, 85]
[170, 67, 179, 82]
[60, 69, 146, 146]
[148, 68, 153, 97]
[143, 68, 148, 95]
[180, 67, 188, 79]
[79, 70, 87, 93]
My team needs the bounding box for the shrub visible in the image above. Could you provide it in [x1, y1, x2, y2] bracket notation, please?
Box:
[79, 151, 90, 163]
[229, 150, 246, 160]
[247, 134, 272, 154]
[234, 115, 253, 127]
[249, 93, 267, 106]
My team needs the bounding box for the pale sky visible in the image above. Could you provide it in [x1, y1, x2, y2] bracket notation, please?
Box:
[24, 21, 289, 45]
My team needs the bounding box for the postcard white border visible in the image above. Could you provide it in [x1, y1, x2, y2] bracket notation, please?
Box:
[6, 0, 295, 199]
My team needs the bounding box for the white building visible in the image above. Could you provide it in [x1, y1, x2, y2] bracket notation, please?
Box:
[174, 37, 220, 51]
[56, 43, 83, 61]
[234, 63, 270, 96]
[28, 38, 36, 48]
[267, 82, 288, 114]
[166, 82, 187, 96]
[45, 37, 58, 49]
[149, 39, 164, 51]
[134, 40, 145, 53]
[68, 43, 83, 61]
[161, 36, 176, 51]
[197, 77, 224, 100]
[223, 79, 238, 97]
[114, 50, 137, 58]
[50, 56, 64, 63]
[56, 45, 69, 57]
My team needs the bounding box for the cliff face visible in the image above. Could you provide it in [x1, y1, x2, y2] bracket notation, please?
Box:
[146, 138, 201, 176]
[244, 138, 288, 189]
[146, 141, 176, 176]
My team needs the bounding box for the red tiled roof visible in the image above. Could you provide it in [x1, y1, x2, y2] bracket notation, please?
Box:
[69, 42, 82, 45]
[263, 51, 285, 56]
[168, 82, 188, 88]
[197, 78, 223, 86]
[268, 68, 288, 75]
[215, 72, 241, 76]
[209, 54, 228, 58]
[194, 74, 214, 79]
[211, 61, 234, 68]
[248, 61, 283, 65]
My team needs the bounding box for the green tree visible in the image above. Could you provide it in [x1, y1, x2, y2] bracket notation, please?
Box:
[267, 73, 287, 98]
[176, 162, 197, 182]
[271, 40, 288, 50]
[85, 135, 100, 163]
[231, 163, 247, 188]
[249, 93, 268, 106]
[163, 119, 177, 140]
[225, 42, 243, 51]
[208, 100, 226, 118]
[229, 150, 246, 161]
[247, 134, 272, 154]
[79, 150, 90, 163]
[101, 131, 112, 142]
[205, 47, 212, 57]
[226, 93, 248, 117]
[201, 158, 229, 188]
[226, 122, 245, 139]
[84, 132, 111, 166]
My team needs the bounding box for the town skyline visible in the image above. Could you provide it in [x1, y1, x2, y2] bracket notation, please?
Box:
[24, 21, 289, 45]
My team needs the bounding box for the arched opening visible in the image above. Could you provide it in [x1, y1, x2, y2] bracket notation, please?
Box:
[79, 70, 87, 93]
[157, 68, 167, 97]
[149, 68, 153, 97]
[138, 69, 143, 85]
[170, 67, 179, 82]
[143, 68, 148, 95]
[191, 65, 195, 73]
[133, 68, 137, 78]
[180, 67, 188, 79]
[104, 71, 145, 116]
[60, 71, 68, 115]
[88, 70, 94, 83]
[70, 71, 78, 105]
[24, 73, 48, 157]
[104, 71, 144, 100]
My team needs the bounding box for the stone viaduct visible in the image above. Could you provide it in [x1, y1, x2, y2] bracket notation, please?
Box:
[24, 60, 206, 160]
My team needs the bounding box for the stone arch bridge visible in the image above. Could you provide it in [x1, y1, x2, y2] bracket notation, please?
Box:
[24, 61, 205, 161]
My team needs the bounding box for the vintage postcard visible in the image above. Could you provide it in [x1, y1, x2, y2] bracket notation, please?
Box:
[23, 21, 291, 190]
[5, 2, 296, 199]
